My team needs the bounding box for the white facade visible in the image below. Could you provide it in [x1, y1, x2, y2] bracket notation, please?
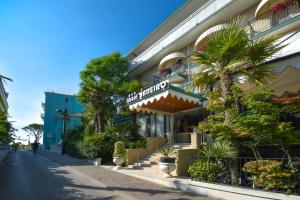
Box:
[127, 0, 300, 139]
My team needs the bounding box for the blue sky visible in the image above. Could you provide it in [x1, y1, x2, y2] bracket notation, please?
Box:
[0, 0, 185, 141]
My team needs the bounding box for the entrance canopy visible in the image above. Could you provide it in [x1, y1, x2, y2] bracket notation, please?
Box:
[128, 80, 206, 114]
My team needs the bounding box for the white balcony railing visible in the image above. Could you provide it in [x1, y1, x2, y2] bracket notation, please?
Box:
[132, 0, 233, 64]
[249, 0, 300, 37]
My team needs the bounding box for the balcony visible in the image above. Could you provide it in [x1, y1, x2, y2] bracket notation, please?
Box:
[194, 24, 228, 51]
[249, 0, 300, 37]
[153, 64, 187, 84]
[41, 113, 45, 120]
[132, 0, 233, 64]
[179, 81, 210, 95]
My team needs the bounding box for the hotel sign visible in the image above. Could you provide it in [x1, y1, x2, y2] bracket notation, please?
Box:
[127, 80, 169, 104]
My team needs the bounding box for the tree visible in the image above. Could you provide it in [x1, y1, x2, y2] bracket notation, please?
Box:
[192, 15, 282, 128]
[23, 123, 43, 142]
[0, 111, 15, 145]
[78, 51, 142, 133]
[193, 15, 283, 184]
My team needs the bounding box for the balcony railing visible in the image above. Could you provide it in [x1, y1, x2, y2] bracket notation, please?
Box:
[249, 0, 300, 37]
[153, 64, 187, 84]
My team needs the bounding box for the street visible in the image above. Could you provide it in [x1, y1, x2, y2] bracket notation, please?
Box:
[0, 151, 213, 200]
[0, 151, 127, 200]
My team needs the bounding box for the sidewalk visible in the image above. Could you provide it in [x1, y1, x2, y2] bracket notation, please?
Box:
[38, 150, 215, 200]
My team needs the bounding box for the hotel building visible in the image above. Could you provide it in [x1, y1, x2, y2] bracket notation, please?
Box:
[126, 0, 300, 144]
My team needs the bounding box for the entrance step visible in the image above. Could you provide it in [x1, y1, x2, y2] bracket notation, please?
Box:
[131, 142, 192, 176]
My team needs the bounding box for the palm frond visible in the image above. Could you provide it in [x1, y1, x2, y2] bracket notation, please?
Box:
[192, 70, 218, 89]
[247, 35, 284, 65]
[240, 64, 275, 86]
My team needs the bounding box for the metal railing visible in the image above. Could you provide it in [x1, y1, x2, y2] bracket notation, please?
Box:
[249, 0, 300, 37]
[153, 64, 187, 84]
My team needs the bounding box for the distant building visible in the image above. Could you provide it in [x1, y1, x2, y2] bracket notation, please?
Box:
[41, 92, 84, 150]
[0, 77, 9, 112]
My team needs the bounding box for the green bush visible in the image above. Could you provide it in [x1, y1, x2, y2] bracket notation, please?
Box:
[113, 141, 126, 157]
[104, 122, 141, 145]
[188, 141, 236, 183]
[188, 159, 224, 182]
[127, 139, 146, 149]
[243, 160, 299, 193]
[77, 134, 105, 160]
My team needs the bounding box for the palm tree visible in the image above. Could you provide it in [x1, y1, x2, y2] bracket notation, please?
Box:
[193, 15, 283, 126]
[192, 15, 283, 184]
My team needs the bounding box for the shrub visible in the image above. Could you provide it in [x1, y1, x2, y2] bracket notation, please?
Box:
[77, 134, 105, 160]
[243, 160, 297, 193]
[189, 159, 224, 182]
[104, 122, 141, 145]
[243, 160, 298, 193]
[161, 148, 175, 157]
[113, 141, 126, 158]
[127, 139, 146, 149]
[188, 141, 236, 183]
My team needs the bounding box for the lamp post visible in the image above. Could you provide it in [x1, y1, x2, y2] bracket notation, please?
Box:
[56, 108, 68, 155]
[56, 108, 68, 138]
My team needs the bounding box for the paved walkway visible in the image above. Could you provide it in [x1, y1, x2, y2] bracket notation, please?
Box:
[38, 150, 216, 200]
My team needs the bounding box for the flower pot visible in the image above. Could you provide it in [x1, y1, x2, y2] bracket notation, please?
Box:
[94, 158, 102, 166]
[159, 157, 176, 177]
[113, 156, 125, 170]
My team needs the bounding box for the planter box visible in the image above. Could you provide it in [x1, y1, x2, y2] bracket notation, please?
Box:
[126, 148, 147, 165]
[188, 181, 300, 200]
[87, 158, 102, 166]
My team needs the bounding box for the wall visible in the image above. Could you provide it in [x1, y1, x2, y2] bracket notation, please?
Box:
[146, 137, 167, 153]
[126, 148, 148, 165]
[126, 137, 167, 165]
[176, 149, 198, 176]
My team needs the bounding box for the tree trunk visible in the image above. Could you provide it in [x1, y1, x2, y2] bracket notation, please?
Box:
[98, 112, 104, 133]
[220, 73, 239, 184]
[131, 112, 137, 129]
[94, 112, 100, 133]
[279, 144, 292, 163]
[220, 73, 233, 126]
[230, 159, 238, 185]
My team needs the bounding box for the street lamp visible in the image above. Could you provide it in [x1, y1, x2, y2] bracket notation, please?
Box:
[56, 108, 68, 138]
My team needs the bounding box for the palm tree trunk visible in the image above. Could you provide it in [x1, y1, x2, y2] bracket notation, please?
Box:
[131, 111, 137, 130]
[95, 112, 100, 133]
[220, 73, 238, 184]
[99, 112, 104, 133]
[220, 73, 233, 126]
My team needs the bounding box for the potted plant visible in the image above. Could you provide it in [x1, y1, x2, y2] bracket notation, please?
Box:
[159, 147, 176, 177]
[113, 141, 126, 170]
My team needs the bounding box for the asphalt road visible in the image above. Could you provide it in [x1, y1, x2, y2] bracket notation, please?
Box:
[0, 151, 127, 200]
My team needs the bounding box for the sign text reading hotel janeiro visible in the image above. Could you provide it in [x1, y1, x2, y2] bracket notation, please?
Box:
[127, 80, 169, 104]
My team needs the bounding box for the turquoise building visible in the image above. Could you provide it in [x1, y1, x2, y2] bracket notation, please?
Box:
[42, 92, 84, 150]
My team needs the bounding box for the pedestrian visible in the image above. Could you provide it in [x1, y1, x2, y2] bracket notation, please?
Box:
[32, 140, 38, 157]
[61, 141, 65, 156]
